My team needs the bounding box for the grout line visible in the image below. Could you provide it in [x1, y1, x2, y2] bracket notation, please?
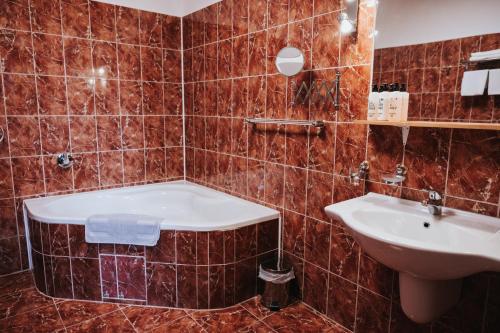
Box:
[65, 224, 75, 298]
[159, 22, 167, 183]
[183, 63, 372, 85]
[0, 174, 186, 204]
[186, 7, 345, 51]
[62, 307, 125, 331]
[113, 6, 125, 187]
[27, 0, 45, 197]
[0, 28, 180, 53]
[47, 221, 56, 293]
[185, 310, 209, 333]
[52, 297, 68, 332]
[174, 230, 179, 307]
[0, 71, 182, 85]
[97, 253, 105, 301]
[61, 1, 83, 300]
[0, 60, 25, 270]
[61, 2, 76, 193]
[195, 232, 199, 308]
[207, 231, 212, 308]
[119, 307, 139, 333]
[137, 13, 147, 185]
[443, 128, 454, 204]
[2, 4, 347, 45]
[181, 16, 187, 180]
[183, 147, 499, 210]
[26, 0, 49, 288]
[143, 252, 148, 305]
[113, 251, 119, 299]
[0, 145, 184, 161]
[300, 299, 353, 333]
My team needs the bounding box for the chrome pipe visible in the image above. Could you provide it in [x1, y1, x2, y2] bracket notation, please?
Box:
[244, 118, 325, 128]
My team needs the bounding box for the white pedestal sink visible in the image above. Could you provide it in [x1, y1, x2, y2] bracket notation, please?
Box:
[325, 193, 500, 323]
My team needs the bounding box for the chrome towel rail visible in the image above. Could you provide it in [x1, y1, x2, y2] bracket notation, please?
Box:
[244, 118, 325, 128]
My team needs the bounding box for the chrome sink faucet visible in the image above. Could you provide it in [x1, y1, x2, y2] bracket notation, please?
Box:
[349, 161, 369, 186]
[422, 190, 443, 216]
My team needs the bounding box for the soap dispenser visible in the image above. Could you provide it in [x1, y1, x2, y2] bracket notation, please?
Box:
[377, 83, 389, 121]
[387, 83, 402, 121]
[368, 84, 379, 120]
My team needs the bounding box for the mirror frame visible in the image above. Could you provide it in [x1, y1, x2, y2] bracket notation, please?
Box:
[275, 46, 305, 77]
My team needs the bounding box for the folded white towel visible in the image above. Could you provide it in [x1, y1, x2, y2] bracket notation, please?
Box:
[471, 49, 500, 57]
[488, 69, 500, 95]
[469, 49, 500, 62]
[470, 55, 500, 62]
[461, 70, 489, 96]
[85, 214, 162, 246]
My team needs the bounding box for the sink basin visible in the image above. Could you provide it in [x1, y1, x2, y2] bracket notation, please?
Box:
[325, 192, 500, 323]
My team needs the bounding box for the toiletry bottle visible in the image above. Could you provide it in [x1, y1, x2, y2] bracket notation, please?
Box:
[377, 83, 389, 121]
[400, 83, 409, 121]
[387, 83, 402, 121]
[367, 84, 379, 120]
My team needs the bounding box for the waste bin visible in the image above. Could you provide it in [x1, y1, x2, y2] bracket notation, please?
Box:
[259, 259, 295, 311]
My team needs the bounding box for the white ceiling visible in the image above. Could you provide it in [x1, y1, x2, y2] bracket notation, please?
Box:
[94, 0, 221, 17]
[376, 0, 500, 49]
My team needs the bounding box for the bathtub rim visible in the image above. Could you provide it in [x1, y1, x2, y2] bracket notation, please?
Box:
[23, 180, 280, 231]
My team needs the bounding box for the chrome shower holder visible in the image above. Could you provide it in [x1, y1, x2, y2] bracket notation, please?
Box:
[57, 153, 74, 169]
[382, 164, 407, 185]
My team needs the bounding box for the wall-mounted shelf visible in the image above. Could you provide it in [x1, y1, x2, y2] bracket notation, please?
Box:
[354, 120, 500, 131]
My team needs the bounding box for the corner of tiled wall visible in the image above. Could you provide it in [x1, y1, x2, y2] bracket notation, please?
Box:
[179, 0, 499, 332]
[0, 0, 184, 275]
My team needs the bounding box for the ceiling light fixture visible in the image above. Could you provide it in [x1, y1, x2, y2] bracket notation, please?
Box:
[338, 0, 359, 34]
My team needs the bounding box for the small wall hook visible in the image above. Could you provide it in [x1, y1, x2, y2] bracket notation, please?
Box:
[57, 153, 73, 169]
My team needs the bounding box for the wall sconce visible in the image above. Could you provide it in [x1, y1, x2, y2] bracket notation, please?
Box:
[338, 0, 359, 34]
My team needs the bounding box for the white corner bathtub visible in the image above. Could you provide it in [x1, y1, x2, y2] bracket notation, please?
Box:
[26, 181, 281, 309]
[24, 180, 280, 231]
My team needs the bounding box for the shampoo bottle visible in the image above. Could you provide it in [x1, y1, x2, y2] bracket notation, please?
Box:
[400, 83, 409, 121]
[367, 84, 379, 120]
[387, 83, 402, 121]
[377, 83, 389, 121]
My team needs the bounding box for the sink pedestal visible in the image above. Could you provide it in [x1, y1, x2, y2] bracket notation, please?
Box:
[399, 272, 462, 323]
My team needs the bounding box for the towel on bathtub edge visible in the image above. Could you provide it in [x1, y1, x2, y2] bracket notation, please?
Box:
[85, 214, 162, 246]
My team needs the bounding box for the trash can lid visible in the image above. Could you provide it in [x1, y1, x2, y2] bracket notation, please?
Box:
[261, 258, 292, 274]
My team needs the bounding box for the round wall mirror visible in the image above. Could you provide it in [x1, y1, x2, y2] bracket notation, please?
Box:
[275, 47, 305, 77]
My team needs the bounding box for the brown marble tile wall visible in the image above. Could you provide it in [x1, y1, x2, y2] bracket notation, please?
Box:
[29, 218, 279, 308]
[2, 0, 499, 330]
[0, 0, 183, 275]
[374, 33, 500, 122]
[183, 1, 499, 332]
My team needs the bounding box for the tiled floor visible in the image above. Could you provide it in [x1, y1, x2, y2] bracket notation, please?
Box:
[0, 271, 346, 332]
